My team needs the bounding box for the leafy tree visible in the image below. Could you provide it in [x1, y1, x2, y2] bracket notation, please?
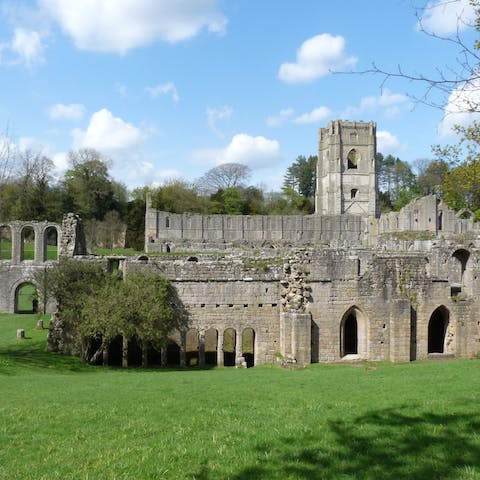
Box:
[416, 159, 450, 195]
[63, 149, 127, 220]
[151, 180, 209, 214]
[283, 155, 316, 198]
[125, 198, 146, 251]
[197, 163, 251, 192]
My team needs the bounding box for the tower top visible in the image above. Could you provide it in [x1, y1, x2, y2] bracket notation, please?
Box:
[315, 120, 378, 217]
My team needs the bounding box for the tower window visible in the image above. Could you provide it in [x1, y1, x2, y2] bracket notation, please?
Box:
[347, 149, 358, 169]
[351, 188, 358, 199]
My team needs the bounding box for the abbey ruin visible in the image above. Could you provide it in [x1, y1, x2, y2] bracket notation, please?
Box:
[3, 120, 480, 367]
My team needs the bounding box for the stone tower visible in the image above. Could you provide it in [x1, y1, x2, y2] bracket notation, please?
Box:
[315, 120, 378, 217]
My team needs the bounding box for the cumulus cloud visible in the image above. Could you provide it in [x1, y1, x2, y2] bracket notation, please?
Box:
[194, 134, 281, 169]
[438, 78, 480, 137]
[278, 33, 357, 83]
[146, 82, 179, 102]
[72, 108, 145, 152]
[418, 0, 476, 35]
[266, 108, 294, 127]
[377, 130, 402, 155]
[342, 89, 410, 119]
[0, 28, 45, 67]
[40, 0, 227, 53]
[294, 106, 332, 124]
[206, 105, 233, 137]
[47, 103, 86, 120]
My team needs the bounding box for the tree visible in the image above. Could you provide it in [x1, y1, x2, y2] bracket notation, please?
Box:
[63, 149, 127, 220]
[283, 155, 316, 198]
[416, 159, 450, 195]
[353, 0, 480, 112]
[197, 163, 251, 192]
[151, 180, 210, 214]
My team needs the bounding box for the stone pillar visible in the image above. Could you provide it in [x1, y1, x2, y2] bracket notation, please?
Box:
[11, 225, 21, 264]
[237, 329, 243, 358]
[199, 331, 205, 367]
[280, 312, 312, 365]
[34, 224, 44, 264]
[388, 300, 411, 362]
[217, 330, 224, 366]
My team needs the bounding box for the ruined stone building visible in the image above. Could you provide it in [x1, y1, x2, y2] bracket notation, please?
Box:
[3, 120, 480, 367]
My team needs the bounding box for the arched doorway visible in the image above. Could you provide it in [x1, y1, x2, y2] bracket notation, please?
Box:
[223, 328, 236, 367]
[204, 328, 218, 366]
[340, 307, 368, 359]
[15, 282, 38, 313]
[428, 306, 449, 354]
[186, 329, 199, 366]
[242, 328, 255, 367]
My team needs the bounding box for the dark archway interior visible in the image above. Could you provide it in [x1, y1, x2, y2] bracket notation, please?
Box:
[343, 313, 358, 355]
[108, 335, 123, 366]
[242, 328, 255, 368]
[428, 309, 448, 353]
[223, 328, 236, 367]
[166, 342, 180, 365]
[205, 329, 218, 366]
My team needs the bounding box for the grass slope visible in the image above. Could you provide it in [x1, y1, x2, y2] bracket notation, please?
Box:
[1, 314, 480, 479]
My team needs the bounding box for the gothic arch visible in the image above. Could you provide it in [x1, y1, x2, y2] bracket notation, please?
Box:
[428, 306, 450, 354]
[340, 306, 368, 359]
[347, 149, 359, 169]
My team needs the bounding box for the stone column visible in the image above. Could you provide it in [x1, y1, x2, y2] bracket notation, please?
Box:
[217, 330, 224, 366]
[11, 225, 21, 264]
[34, 224, 44, 264]
[161, 347, 167, 366]
[122, 336, 128, 368]
[280, 311, 312, 365]
[198, 331, 205, 367]
[237, 329, 243, 359]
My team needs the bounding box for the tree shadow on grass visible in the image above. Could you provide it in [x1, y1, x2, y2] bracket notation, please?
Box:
[193, 405, 480, 479]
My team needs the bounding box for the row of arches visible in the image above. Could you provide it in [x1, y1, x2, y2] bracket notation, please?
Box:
[339, 305, 452, 360]
[97, 327, 256, 368]
[0, 224, 59, 262]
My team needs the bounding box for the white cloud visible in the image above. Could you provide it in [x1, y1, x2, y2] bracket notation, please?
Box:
[438, 77, 480, 136]
[47, 103, 86, 120]
[377, 130, 402, 155]
[206, 105, 233, 137]
[115, 84, 128, 97]
[294, 106, 331, 124]
[278, 33, 357, 84]
[40, 0, 227, 53]
[266, 108, 294, 127]
[342, 89, 410, 119]
[146, 82, 179, 102]
[194, 134, 281, 169]
[418, 0, 476, 35]
[72, 109, 145, 152]
[0, 28, 45, 67]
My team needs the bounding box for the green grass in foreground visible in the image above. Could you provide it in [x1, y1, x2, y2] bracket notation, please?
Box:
[1, 313, 480, 479]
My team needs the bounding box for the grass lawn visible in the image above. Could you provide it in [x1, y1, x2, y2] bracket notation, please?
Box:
[1, 314, 480, 479]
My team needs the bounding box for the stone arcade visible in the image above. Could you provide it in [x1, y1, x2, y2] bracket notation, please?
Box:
[3, 120, 480, 367]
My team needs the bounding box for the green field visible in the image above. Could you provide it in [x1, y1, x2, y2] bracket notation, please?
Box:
[0, 241, 57, 261]
[1, 314, 480, 479]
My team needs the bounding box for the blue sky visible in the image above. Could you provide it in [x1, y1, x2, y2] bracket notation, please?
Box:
[0, 0, 478, 191]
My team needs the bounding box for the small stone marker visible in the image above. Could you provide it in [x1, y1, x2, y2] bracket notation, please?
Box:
[16, 329, 25, 339]
[36, 319, 44, 330]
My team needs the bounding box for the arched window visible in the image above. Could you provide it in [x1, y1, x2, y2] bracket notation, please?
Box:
[0, 225, 12, 260]
[343, 313, 358, 355]
[44, 226, 58, 261]
[350, 188, 358, 199]
[21, 226, 35, 261]
[347, 149, 358, 169]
